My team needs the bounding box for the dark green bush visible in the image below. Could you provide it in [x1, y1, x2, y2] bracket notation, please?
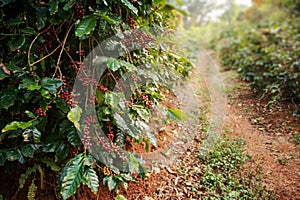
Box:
[0, 0, 191, 199]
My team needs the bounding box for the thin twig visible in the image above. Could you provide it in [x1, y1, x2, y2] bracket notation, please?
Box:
[52, 22, 74, 79]
[108, 68, 118, 83]
[134, 194, 142, 200]
[43, 180, 56, 187]
[79, 41, 82, 63]
[30, 45, 62, 68]
[28, 27, 52, 70]
[53, 26, 77, 68]
[1, 33, 32, 36]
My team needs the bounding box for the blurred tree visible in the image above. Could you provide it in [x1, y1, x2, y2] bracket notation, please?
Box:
[180, 0, 217, 28]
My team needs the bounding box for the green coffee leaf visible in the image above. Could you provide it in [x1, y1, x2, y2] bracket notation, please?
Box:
[127, 154, 140, 173]
[75, 15, 97, 37]
[49, 0, 58, 15]
[21, 144, 36, 158]
[107, 58, 135, 72]
[17, 149, 25, 164]
[103, 176, 117, 191]
[0, 69, 9, 80]
[82, 167, 99, 194]
[8, 35, 26, 50]
[21, 27, 36, 34]
[2, 120, 33, 132]
[8, 130, 22, 138]
[37, 7, 47, 29]
[60, 153, 84, 200]
[119, 0, 138, 15]
[0, 89, 17, 109]
[168, 108, 188, 121]
[22, 128, 41, 143]
[42, 141, 61, 153]
[132, 106, 150, 122]
[146, 131, 157, 147]
[105, 92, 121, 108]
[107, 58, 122, 72]
[67, 126, 81, 146]
[19, 78, 41, 91]
[6, 17, 24, 26]
[63, 0, 75, 10]
[67, 106, 82, 131]
[25, 111, 36, 119]
[56, 98, 69, 113]
[41, 78, 63, 94]
[55, 143, 69, 162]
[98, 13, 121, 24]
[5, 62, 22, 73]
[96, 89, 105, 105]
[6, 150, 18, 162]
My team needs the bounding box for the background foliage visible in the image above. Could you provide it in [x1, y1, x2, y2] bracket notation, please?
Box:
[180, 0, 300, 109]
[216, 0, 300, 107]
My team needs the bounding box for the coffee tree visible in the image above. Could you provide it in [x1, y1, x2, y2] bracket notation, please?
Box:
[0, 0, 192, 199]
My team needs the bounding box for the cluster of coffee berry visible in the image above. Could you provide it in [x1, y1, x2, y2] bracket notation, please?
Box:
[82, 131, 92, 149]
[35, 107, 46, 116]
[71, 61, 83, 73]
[43, 29, 56, 47]
[96, 136, 127, 161]
[133, 89, 153, 108]
[61, 90, 73, 106]
[87, 0, 97, 9]
[77, 67, 97, 87]
[141, 93, 153, 108]
[78, 49, 84, 57]
[37, 29, 57, 52]
[58, 75, 67, 84]
[132, 74, 138, 87]
[123, 31, 156, 49]
[115, 80, 130, 92]
[128, 15, 135, 29]
[97, 85, 108, 92]
[85, 115, 98, 127]
[75, 5, 86, 20]
[82, 115, 98, 149]
[35, 105, 53, 116]
[56, 76, 76, 106]
[101, 139, 124, 160]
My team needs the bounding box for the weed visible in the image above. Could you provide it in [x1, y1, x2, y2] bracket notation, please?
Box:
[197, 138, 275, 199]
[293, 133, 300, 149]
[277, 156, 289, 165]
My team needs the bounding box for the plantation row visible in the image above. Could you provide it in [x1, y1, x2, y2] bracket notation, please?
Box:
[217, 1, 300, 108]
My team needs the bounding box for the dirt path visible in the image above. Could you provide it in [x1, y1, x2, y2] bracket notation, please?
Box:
[222, 70, 300, 199]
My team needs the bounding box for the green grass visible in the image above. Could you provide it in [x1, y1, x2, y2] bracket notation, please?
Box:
[197, 138, 275, 200]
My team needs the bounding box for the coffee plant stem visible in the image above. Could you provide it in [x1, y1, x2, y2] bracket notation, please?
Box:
[53, 23, 75, 79]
